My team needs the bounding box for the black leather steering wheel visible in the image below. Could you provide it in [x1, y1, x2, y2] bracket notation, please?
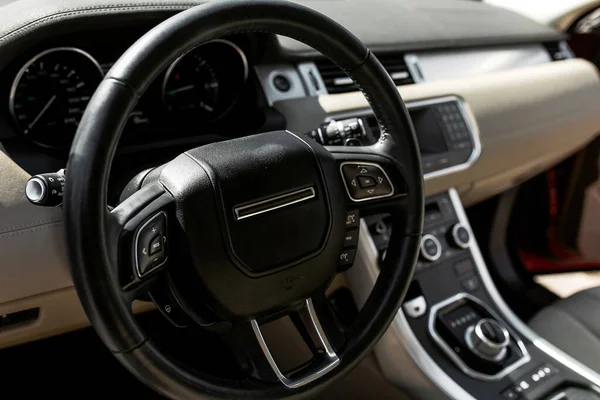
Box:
[64, 0, 424, 398]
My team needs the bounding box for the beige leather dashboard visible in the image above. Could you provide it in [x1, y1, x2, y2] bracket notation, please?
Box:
[278, 58, 600, 205]
[0, 58, 598, 349]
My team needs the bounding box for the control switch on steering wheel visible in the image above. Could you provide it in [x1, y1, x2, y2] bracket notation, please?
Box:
[135, 211, 168, 277]
[341, 162, 395, 201]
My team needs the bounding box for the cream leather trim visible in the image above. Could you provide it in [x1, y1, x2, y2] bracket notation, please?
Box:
[0, 150, 154, 348]
[0, 288, 153, 350]
[317, 58, 600, 205]
[0, 150, 71, 304]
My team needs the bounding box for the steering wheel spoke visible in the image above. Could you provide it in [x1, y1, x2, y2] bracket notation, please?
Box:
[108, 183, 175, 296]
[249, 296, 342, 389]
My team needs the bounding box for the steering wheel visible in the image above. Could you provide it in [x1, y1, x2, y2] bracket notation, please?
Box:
[63, 0, 423, 398]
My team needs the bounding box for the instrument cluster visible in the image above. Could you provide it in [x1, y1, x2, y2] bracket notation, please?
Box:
[8, 39, 250, 149]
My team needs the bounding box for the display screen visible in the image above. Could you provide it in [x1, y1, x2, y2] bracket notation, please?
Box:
[409, 108, 448, 155]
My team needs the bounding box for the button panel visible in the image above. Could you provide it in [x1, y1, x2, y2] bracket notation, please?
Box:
[339, 210, 360, 271]
[501, 364, 559, 399]
[433, 102, 473, 151]
[341, 162, 394, 201]
[135, 212, 168, 277]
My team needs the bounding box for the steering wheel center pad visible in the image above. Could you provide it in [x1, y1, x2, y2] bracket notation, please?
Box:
[160, 130, 344, 319]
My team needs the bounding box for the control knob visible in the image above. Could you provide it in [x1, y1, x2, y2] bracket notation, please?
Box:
[25, 169, 66, 207]
[448, 223, 471, 249]
[420, 234, 442, 262]
[306, 117, 366, 146]
[465, 318, 510, 361]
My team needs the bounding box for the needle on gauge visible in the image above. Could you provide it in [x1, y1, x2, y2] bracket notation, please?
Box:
[166, 84, 195, 96]
[28, 95, 56, 130]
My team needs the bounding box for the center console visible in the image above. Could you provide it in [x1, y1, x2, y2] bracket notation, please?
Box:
[348, 190, 600, 400]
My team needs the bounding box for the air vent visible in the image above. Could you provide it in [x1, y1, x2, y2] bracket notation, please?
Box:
[544, 41, 574, 61]
[316, 54, 414, 94]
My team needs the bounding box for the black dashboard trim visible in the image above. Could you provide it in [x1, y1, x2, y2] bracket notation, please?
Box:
[0, 0, 564, 74]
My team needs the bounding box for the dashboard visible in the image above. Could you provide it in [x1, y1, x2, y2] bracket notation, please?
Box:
[0, 0, 599, 382]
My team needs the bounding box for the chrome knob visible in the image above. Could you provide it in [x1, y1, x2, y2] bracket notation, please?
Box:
[448, 223, 471, 249]
[420, 234, 442, 262]
[24, 169, 65, 207]
[465, 318, 510, 361]
[25, 177, 46, 204]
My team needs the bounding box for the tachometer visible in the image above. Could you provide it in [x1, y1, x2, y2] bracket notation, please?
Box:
[163, 54, 221, 115]
[9, 47, 103, 148]
[162, 39, 248, 121]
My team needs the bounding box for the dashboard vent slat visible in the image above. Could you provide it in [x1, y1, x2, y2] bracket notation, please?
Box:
[316, 54, 415, 94]
[544, 41, 574, 61]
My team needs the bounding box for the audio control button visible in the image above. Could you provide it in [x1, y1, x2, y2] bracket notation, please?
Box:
[358, 175, 376, 188]
[135, 212, 168, 277]
[341, 162, 395, 201]
[420, 234, 442, 262]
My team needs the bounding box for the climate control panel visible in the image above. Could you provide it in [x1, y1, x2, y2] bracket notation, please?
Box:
[365, 193, 474, 275]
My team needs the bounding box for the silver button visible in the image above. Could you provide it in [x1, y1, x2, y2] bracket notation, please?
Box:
[403, 296, 427, 319]
[538, 370, 546, 378]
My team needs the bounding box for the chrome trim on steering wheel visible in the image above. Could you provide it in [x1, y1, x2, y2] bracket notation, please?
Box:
[251, 298, 340, 388]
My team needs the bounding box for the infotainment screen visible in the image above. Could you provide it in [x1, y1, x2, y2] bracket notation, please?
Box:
[409, 107, 449, 155]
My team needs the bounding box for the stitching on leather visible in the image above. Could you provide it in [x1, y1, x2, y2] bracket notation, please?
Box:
[111, 337, 148, 355]
[0, 3, 199, 43]
[107, 77, 142, 98]
[343, 52, 395, 143]
[0, 222, 62, 239]
[0, 217, 62, 234]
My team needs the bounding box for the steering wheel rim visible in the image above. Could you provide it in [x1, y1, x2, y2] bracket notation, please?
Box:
[64, 0, 424, 399]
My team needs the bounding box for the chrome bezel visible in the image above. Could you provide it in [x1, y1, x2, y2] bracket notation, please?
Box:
[9, 47, 104, 136]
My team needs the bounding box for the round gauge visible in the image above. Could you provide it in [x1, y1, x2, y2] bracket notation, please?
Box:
[162, 39, 248, 120]
[9, 47, 103, 148]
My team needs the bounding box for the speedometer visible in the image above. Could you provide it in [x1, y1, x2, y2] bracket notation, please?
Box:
[162, 39, 248, 121]
[9, 47, 103, 148]
[163, 54, 221, 115]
